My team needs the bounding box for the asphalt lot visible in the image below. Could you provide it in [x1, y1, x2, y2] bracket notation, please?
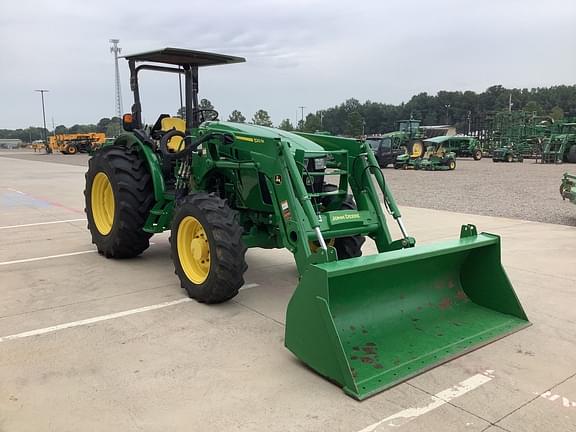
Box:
[0, 150, 575, 432]
[2, 150, 574, 227]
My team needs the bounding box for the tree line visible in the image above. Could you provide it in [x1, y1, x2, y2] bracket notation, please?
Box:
[3, 84, 575, 142]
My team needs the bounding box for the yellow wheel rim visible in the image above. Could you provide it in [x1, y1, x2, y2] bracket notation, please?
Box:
[411, 142, 424, 158]
[177, 216, 211, 284]
[91, 172, 115, 235]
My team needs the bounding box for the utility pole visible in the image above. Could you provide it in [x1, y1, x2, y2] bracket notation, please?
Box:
[34, 89, 52, 153]
[508, 93, 513, 112]
[298, 105, 306, 130]
[444, 104, 451, 124]
[467, 111, 472, 135]
[110, 39, 123, 118]
[319, 111, 324, 129]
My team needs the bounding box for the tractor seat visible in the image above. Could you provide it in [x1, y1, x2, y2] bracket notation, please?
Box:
[160, 117, 186, 152]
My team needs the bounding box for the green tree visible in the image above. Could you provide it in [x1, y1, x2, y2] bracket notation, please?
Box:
[346, 112, 364, 136]
[199, 98, 214, 110]
[228, 110, 246, 123]
[54, 125, 68, 134]
[550, 106, 564, 121]
[252, 109, 273, 127]
[278, 118, 294, 131]
[525, 100, 541, 114]
[96, 117, 112, 133]
[345, 111, 364, 136]
[177, 99, 214, 119]
[303, 113, 321, 132]
[105, 117, 122, 137]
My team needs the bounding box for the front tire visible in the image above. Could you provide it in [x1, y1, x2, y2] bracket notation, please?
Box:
[321, 185, 365, 259]
[171, 193, 247, 303]
[84, 145, 154, 258]
[473, 149, 482, 160]
[567, 145, 576, 163]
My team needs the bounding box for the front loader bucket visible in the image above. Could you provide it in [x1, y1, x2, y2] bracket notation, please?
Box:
[285, 229, 529, 400]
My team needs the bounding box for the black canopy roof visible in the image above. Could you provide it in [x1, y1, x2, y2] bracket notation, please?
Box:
[122, 47, 245, 67]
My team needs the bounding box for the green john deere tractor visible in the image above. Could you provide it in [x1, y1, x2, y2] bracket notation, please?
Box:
[561, 173, 576, 205]
[84, 48, 530, 400]
[542, 122, 576, 164]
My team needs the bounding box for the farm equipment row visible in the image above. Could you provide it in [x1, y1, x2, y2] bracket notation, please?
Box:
[84, 47, 529, 400]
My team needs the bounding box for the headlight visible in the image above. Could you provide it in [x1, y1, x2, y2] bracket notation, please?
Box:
[313, 157, 327, 170]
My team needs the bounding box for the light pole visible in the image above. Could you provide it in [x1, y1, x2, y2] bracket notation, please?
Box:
[467, 110, 472, 135]
[35, 89, 51, 153]
[298, 106, 306, 130]
[444, 104, 451, 124]
[110, 39, 123, 118]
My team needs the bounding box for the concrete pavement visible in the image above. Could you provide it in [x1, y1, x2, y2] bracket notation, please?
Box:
[0, 154, 575, 432]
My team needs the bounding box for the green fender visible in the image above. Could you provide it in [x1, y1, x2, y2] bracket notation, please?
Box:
[111, 133, 165, 201]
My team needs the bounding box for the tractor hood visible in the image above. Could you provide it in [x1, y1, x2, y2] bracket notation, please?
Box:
[201, 121, 325, 152]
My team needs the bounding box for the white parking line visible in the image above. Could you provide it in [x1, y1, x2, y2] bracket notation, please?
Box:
[0, 242, 158, 267]
[0, 218, 86, 230]
[0, 250, 97, 266]
[0, 298, 192, 343]
[357, 370, 495, 431]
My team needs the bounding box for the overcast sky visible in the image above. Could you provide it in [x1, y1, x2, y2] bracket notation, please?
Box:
[1, 0, 575, 129]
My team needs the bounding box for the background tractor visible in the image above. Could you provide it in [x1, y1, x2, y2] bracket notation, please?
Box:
[84, 48, 529, 400]
[50, 133, 106, 154]
[542, 122, 576, 164]
[561, 173, 576, 205]
[382, 119, 426, 159]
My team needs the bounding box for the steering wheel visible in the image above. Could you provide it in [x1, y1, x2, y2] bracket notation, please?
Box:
[195, 109, 219, 123]
[159, 129, 186, 157]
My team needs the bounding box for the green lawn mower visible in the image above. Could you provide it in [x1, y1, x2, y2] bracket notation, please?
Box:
[492, 146, 524, 163]
[84, 48, 529, 400]
[395, 141, 456, 171]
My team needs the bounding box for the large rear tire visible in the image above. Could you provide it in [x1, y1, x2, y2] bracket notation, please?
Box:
[567, 145, 576, 163]
[171, 193, 247, 303]
[84, 145, 154, 258]
[408, 140, 424, 158]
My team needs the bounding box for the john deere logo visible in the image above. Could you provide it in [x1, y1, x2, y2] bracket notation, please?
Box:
[274, 175, 282, 185]
[330, 212, 361, 223]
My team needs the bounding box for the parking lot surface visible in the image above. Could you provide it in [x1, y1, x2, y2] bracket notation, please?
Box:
[2, 150, 573, 226]
[0, 152, 575, 432]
